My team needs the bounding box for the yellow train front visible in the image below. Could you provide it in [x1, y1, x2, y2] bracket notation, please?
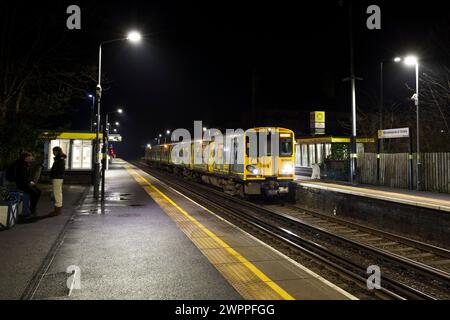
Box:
[145, 127, 295, 197]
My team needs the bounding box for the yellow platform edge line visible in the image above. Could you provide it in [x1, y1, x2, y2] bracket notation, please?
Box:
[126, 167, 295, 300]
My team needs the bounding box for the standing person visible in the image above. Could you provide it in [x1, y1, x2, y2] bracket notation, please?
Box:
[49, 146, 66, 217]
[15, 152, 41, 219]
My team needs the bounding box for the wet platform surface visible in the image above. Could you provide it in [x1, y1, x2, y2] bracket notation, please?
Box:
[0, 160, 356, 300]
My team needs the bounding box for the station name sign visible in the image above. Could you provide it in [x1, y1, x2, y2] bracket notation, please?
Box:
[108, 134, 122, 142]
[378, 128, 410, 139]
[310, 111, 325, 135]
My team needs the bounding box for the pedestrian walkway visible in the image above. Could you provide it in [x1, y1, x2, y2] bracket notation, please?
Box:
[296, 178, 450, 212]
[10, 160, 357, 300]
[1, 160, 356, 300]
[30, 160, 240, 300]
[0, 184, 88, 299]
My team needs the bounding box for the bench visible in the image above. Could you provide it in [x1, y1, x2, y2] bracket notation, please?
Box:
[0, 187, 31, 230]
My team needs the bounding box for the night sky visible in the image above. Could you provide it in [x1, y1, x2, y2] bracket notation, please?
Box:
[12, 0, 450, 158]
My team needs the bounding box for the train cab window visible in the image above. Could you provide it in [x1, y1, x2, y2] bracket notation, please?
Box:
[280, 135, 293, 157]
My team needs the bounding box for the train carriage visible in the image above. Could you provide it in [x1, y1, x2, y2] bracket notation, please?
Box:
[145, 127, 295, 197]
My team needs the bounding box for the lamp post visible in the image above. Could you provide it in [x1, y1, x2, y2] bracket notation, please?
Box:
[94, 30, 141, 200]
[395, 55, 421, 190]
[165, 130, 171, 143]
[101, 108, 124, 201]
[88, 94, 95, 132]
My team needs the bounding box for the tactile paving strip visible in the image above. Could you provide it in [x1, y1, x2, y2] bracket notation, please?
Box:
[127, 167, 294, 300]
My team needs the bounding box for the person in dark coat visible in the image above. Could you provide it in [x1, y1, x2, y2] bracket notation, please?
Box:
[49, 146, 66, 217]
[15, 152, 41, 218]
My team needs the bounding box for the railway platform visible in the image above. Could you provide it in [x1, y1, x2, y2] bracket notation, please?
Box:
[294, 178, 450, 247]
[0, 159, 357, 300]
[295, 179, 450, 212]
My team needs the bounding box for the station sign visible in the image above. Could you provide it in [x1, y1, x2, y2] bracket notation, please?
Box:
[310, 111, 325, 135]
[378, 128, 410, 139]
[108, 134, 122, 142]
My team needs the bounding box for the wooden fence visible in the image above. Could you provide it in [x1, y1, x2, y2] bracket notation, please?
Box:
[357, 152, 450, 193]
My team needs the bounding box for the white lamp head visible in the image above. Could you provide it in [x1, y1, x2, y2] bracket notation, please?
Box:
[127, 31, 142, 43]
[394, 57, 402, 63]
[404, 55, 418, 66]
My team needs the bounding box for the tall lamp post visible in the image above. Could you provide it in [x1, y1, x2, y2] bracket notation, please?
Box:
[94, 30, 141, 200]
[395, 55, 420, 190]
[101, 108, 123, 201]
[88, 94, 95, 132]
[165, 130, 171, 143]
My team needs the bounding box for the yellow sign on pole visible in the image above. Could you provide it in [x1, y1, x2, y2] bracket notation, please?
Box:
[315, 111, 325, 123]
[310, 111, 326, 135]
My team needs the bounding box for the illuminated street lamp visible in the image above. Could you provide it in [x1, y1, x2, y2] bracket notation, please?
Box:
[88, 94, 95, 131]
[395, 55, 421, 190]
[165, 130, 171, 143]
[127, 31, 142, 43]
[95, 31, 142, 200]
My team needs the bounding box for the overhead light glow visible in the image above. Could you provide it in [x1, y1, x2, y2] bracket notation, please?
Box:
[127, 31, 142, 43]
[404, 55, 418, 66]
[394, 57, 402, 63]
[117, 108, 123, 114]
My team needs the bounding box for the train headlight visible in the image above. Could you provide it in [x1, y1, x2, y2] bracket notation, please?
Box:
[281, 163, 294, 175]
[246, 165, 259, 175]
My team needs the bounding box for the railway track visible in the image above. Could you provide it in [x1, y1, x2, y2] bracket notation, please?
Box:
[134, 161, 450, 300]
[266, 204, 450, 274]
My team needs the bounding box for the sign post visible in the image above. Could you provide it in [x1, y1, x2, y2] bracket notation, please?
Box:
[377, 128, 413, 190]
[310, 111, 326, 135]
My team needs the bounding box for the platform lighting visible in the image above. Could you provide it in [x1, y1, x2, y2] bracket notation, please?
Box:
[166, 130, 171, 134]
[113, 129, 117, 132]
[404, 55, 418, 66]
[127, 31, 142, 43]
[159, 134, 162, 137]
[203, 127, 207, 132]
[96, 30, 142, 200]
[115, 121, 119, 126]
[117, 108, 123, 114]
[147, 144, 151, 148]
[394, 54, 421, 190]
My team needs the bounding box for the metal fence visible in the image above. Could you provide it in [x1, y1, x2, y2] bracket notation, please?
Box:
[357, 152, 450, 193]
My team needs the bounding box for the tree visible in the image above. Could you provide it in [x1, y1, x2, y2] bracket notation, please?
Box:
[0, 3, 96, 167]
